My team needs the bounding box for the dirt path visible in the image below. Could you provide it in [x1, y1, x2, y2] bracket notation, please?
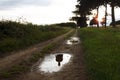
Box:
[0, 30, 74, 72]
[17, 30, 88, 80]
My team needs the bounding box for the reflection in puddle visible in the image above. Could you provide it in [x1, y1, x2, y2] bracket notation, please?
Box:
[66, 40, 73, 45]
[56, 54, 63, 66]
[66, 37, 80, 45]
[39, 53, 72, 73]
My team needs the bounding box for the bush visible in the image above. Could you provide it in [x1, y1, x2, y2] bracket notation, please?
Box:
[0, 20, 70, 56]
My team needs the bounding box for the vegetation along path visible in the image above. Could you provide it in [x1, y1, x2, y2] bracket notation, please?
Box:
[0, 29, 88, 80]
[14, 30, 88, 80]
[0, 29, 73, 70]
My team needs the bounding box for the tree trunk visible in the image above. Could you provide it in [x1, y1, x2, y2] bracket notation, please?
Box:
[97, 7, 99, 28]
[105, 3, 107, 27]
[111, 1, 116, 27]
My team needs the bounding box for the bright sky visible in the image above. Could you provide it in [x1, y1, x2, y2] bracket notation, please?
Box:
[0, 0, 120, 25]
[90, 5, 120, 25]
[0, 0, 77, 25]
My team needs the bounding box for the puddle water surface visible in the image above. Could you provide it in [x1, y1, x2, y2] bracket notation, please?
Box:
[39, 53, 72, 73]
[66, 37, 80, 45]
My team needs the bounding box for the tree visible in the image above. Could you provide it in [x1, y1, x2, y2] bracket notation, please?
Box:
[100, 18, 106, 26]
[72, 0, 120, 27]
[104, 3, 107, 27]
[71, 0, 101, 27]
[110, 0, 116, 27]
[102, 0, 120, 27]
[90, 17, 98, 26]
[96, 7, 99, 27]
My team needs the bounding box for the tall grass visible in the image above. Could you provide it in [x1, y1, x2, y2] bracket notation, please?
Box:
[78, 28, 120, 80]
[0, 21, 70, 56]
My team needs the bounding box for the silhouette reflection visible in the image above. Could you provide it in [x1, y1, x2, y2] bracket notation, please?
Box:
[56, 54, 63, 66]
[66, 37, 80, 45]
[39, 53, 71, 73]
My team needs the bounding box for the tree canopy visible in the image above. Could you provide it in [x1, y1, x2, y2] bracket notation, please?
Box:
[72, 0, 120, 27]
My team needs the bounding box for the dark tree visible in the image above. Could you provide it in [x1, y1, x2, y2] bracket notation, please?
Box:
[89, 16, 99, 26]
[71, 0, 120, 27]
[77, 17, 88, 27]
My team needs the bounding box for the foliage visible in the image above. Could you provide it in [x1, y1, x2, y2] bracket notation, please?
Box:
[79, 27, 120, 80]
[0, 20, 69, 56]
[90, 17, 98, 26]
[49, 22, 77, 28]
[72, 0, 120, 27]
[110, 20, 120, 26]
[77, 17, 88, 27]
[40, 43, 56, 54]
[0, 28, 74, 79]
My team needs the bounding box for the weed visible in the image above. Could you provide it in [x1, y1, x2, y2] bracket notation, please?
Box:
[79, 27, 120, 80]
[0, 21, 70, 56]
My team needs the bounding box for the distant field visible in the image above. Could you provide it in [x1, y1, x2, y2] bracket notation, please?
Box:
[0, 21, 71, 56]
[78, 27, 120, 80]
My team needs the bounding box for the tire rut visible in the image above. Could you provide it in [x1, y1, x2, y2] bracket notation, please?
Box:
[17, 30, 88, 80]
[0, 30, 74, 72]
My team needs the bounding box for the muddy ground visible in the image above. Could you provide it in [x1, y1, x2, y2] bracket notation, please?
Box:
[0, 30, 73, 72]
[16, 31, 88, 80]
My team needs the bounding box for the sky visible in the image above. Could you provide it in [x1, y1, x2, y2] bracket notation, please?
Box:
[0, 0, 77, 25]
[91, 5, 120, 25]
[0, 0, 120, 25]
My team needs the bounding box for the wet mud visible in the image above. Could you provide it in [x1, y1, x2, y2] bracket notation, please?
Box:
[17, 31, 88, 80]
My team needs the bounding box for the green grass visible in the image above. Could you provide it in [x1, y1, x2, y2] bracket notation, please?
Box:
[0, 65, 28, 78]
[0, 21, 71, 56]
[0, 24, 75, 79]
[0, 43, 59, 79]
[41, 43, 56, 54]
[78, 27, 120, 80]
[0, 29, 75, 79]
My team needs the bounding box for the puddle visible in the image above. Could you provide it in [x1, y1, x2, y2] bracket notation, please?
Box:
[39, 53, 72, 73]
[66, 40, 73, 45]
[66, 37, 80, 45]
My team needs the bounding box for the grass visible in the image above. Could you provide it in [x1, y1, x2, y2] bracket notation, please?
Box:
[0, 28, 75, 79]
[78, 27, 120, 80]
[0, 65, 28, 78]
[0, 20, 71, 56]
[40, 43, 56, 54]
[0, 43, 59, 79]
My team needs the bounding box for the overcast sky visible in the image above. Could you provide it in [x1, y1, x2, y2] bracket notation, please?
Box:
[0, 0, 76, 24]
[0, 0, 120, 25]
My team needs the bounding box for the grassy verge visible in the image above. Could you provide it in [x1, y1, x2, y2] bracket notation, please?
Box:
[78, 27, 120, 80]
[0, 29, 75, 79]
[0, 43, 57, 79]
[0, 21, 71, 56]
